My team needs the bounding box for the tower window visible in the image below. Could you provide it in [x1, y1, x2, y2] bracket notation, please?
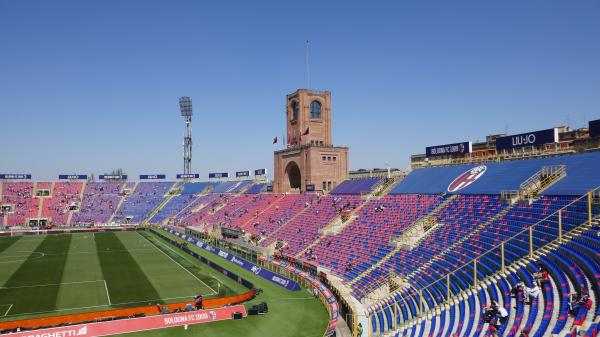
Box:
[291, 100, 299, 121]
[310, 100, 321, 119]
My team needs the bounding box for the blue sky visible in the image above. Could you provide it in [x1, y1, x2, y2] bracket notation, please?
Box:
[1, 1, 599, 180]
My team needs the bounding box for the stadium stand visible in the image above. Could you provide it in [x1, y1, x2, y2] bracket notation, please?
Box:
[330, 178, 384, 195]
[1, 182, 39, 226]
[112, 182, 174, 223]
[41, 182, 84, 225]
[181, 181, 217, 194]
[245, 183, 267, 194]
[71, 182, 123, 224]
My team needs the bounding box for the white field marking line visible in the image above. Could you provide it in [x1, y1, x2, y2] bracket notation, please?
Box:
[2, 304, 13, 316]
[0, 280, 105, 290]
[41, 248, 155, 256]
[0, 252, 45, 264]
[2, 295, 201, 318]
[138, 232, 217, 295]
[103, 279, 111, 305]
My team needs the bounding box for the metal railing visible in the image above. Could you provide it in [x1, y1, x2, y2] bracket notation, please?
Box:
[369, 187, 600, 332]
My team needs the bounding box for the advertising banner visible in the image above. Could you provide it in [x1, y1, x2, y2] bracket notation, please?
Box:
[99, 175, 127, 180]
[235, 171, 250, 178]
[140, 174, 166, 180]
[589, 119, 600, 138]
[425, 141, 472, 157]
[209, 172, 229, 179]
[164, 228, 300, 291]
[176, 173, 200, 179]
[5, 305, 246, 337]
[58, 175, 87, 180]
[495, 128, 558, 151]
[0, 174, 31, 179]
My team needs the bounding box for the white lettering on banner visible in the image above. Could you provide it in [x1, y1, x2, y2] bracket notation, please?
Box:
[21, 326, 87, 337]
[251, 265, 261, 274]
[271, 276, 289, 287]
[230, 256, 245, 267]
[218, 250, 228, 259]
[512, 134, 536, 147]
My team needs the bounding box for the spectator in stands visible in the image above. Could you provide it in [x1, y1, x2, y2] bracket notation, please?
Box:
[569, 285, 591, 316]
[194, 295, 203, 309]
[519, 328, 530, 337]
[523, 283, 540, 305]
[534, 265, 549, 286]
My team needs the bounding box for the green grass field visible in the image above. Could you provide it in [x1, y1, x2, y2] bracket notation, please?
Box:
[0, 229, 330, 336]
[0, 231, 242, 320]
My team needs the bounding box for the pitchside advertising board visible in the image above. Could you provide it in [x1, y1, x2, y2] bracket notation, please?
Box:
[139, 174, 166, 180]
[58, 174, 88, 180]
[209, 172, 229, 179]
[426, 141, 472, 157]
[0, 174, 31, 179]
[165, 228, 301, 291]
[176, 173, 200, 179]
[235, 171, 250, 178]
[6, 305, 247, 337]
[590, 119, 600, 138]
[99, 175, 127, 180]
[495, 128, 558, 151]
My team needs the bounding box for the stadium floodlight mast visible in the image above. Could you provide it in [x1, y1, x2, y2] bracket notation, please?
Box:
[179, 96, 193, 175]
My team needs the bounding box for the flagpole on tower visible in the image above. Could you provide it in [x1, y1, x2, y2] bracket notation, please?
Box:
[305, 40, 311, 89]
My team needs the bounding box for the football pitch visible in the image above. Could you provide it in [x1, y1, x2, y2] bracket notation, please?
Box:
[0, 230, 242, 320]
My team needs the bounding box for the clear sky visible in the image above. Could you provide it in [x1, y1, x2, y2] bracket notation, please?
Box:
[1, 1, 599, 180]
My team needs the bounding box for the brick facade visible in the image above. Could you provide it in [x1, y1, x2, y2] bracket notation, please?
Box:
[273, 89, 349, 193]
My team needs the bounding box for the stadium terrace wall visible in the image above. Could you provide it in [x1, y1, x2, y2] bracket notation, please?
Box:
[392, 151, 600, 195]
[162, 227, 302, 291]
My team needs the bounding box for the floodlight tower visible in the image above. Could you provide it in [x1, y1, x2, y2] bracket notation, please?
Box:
[179, 96, 193, 175]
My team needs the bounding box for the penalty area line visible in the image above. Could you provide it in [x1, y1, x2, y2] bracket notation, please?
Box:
[2, 304, 13, 316]
[103, 280, 111, 305]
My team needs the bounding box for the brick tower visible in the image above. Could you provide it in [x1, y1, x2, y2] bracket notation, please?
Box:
[273, 89, 349, 193]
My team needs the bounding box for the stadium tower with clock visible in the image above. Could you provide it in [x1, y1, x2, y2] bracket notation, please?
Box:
[273, 89, 349, 193]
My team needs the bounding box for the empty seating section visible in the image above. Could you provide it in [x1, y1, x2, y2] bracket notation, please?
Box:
[330, 178, 383, 195]
[149, 194, 199, 224]
[181, 182, 216, 194]
[210, 181, 254, 194]
[391, 151, 600, 195]
[261, 195, 363, 255]
[311, 194, 441, 279]
[1, 182, 39, 225]
[175, 194, 221, 223]
[72, 182, 123, 224]
[245, 183, 267, 194]
[189, 194, 280, 230]
[42, 182, 83, 225]
[112, 182, 174, 223]
[248, 194, 313, 236]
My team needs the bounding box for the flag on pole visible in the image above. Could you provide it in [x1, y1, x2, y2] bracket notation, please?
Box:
[273, 136, 278, 144]
[303, 127, 310, 136]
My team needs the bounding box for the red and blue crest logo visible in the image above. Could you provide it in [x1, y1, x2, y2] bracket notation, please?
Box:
[447, 165, 487, 192]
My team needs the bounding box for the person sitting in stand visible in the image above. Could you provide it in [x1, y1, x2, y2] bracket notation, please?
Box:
[482, 301, 499, 323]
[569, 285, 591, 316]
[194, 295, 204, 310]
[534, 265, 549, 286]
[523, 283, 540, 305]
